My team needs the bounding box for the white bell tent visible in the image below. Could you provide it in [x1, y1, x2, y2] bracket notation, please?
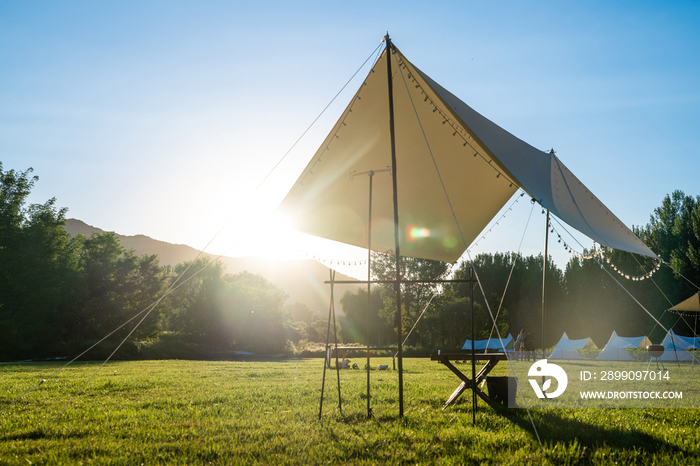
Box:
[659, 330, 699, 362]
[548, 332, 597, 360]
[595, 331, 652, 361]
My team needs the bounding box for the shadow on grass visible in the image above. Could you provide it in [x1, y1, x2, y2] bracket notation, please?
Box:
[333, 406, 413, 424]
[2, 428, 88, 441]
[471, 403, 689, 457]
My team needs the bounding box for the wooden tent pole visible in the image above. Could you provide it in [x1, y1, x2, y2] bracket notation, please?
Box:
[384, 34, 404, 417]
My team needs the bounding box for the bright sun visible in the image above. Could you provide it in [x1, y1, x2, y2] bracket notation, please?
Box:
[213, 207, 299, 259]
[200, 202, 368, 279]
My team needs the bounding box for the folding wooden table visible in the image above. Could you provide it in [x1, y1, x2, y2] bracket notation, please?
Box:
[430, 353, 508, 408]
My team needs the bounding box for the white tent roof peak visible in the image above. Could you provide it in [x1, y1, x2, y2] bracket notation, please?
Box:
[277, 41, 658, 262]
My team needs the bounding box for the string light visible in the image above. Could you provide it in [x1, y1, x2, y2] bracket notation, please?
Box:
[546, 213, 663, 282]
[299, 249, 368, 267]
[464, 189, 526, 257]
[400, 63, 517, 188]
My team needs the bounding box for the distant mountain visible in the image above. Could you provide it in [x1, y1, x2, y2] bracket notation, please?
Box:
[64, 219, 357, 315]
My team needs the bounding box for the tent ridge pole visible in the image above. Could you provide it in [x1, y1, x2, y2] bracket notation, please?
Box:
[385, 34, 404, 418]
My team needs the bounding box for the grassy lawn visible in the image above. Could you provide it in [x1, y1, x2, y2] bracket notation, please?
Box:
[1, 358, 700, 465]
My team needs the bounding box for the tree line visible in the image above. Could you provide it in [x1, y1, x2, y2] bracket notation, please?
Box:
[0, 164, 297, 360]
[2, 162, 699, 360]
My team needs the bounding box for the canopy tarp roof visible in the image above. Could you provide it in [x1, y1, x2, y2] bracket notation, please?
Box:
[669, 292, 700, 315]
[278, 42, 657, 263]
[462, 333, 513, 351]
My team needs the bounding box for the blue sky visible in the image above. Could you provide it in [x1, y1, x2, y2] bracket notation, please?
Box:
[2, 1, 699, 272]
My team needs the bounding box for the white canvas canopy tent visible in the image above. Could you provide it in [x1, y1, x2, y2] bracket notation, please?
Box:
[659, 330, 699, 362]
[462, 334, 513, 351]
[277, 41, 658, 263]
[548, 332, 597, 360]
[281, 36, 658, 418]
[595, 331, 652, 361]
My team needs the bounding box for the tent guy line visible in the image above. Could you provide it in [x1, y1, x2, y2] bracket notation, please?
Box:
[1, 39, 392, 422]
[252, 42, 384, 205]
[1, 246, 234, 420]
[485, 199, 538, 345]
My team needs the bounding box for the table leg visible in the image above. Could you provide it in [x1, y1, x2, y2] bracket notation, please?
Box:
[440, 358, 500, 408]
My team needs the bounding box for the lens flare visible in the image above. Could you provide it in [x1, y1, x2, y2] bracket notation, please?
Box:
[408, 226, 431, 240]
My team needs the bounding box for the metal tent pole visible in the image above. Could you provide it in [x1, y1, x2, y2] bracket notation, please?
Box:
[384, 34, 404, 417]
[693, 313, 697, 369]
[331, 270, 342, 414]
[470, 266, 476, 425]
[542, 209, 549, 361]
[366, 170, 374, 418]
[319, 270, 341, 419]
[318, 271, 334, 419]
[350, 167, 390, 418]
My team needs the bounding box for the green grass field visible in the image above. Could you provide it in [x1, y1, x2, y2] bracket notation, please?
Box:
[1, 358, 699, 465]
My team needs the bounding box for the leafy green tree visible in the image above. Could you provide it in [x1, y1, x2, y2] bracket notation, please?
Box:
[640, 191, 700, 304]
[166, 258, 229, 345]
[563, 252, 639, 346]
[581, 191, 700, 342]
[287, 302, 316, 325]
[450, 253, 563, 350]
[284, 302, 316, 343]
[306, 319, 330, 343]
[167, 261, 289, 353]
[339, 287, 392, 345]
[370, 252, 450, 346]
[437, 260, 510, 347]
[226, 271, 289, 353]
[0, 164, 82, 360]
[67, 232, 166, 345]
